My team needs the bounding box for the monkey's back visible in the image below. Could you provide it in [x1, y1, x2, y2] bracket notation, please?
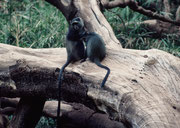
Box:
[86, 32, 106, 62]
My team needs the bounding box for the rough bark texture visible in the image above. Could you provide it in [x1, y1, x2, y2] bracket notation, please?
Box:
[101, 0, 180, 26]
[10, 97, 46, 128]
[45, 0, 122, 50]
[128, 20, 180, 37]
[0, 42, 180, 127]
[0, 98, 125, 128]
[0, 114, 9, 128]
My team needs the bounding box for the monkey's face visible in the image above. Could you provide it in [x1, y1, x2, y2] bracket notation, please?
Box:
[71, 17, 84, 31]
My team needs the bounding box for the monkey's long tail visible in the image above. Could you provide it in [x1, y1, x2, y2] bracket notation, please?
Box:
[57, 61, 70, 127]
[94, 58, 110, 87]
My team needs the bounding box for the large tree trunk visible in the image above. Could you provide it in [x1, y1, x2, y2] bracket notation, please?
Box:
[0, 0, 180, 128]
[0, 42, 180, 127]
[10, 97, 46, 128]
[45, 0, 121, 50]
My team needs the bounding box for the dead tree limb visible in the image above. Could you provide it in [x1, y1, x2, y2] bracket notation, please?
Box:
[0, 42, 180, 127]
[101, 0, 180, 26]
[0, 99, 126, 128]
[10, 97, 46, 128]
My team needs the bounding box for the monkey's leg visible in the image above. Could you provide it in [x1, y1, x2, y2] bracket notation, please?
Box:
[94, 59, 110, 87]
[100, 66, 110, 87]
[80, 48, 87, 63]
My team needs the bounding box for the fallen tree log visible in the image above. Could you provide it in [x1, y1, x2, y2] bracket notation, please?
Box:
[0, 98, 125, 128]
[0, 114, 9, 128]
[120, 20, 180, 38]
[0, 43, 180, 127]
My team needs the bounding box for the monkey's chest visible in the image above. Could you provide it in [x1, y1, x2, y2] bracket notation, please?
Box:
[67, 41, 85, 61]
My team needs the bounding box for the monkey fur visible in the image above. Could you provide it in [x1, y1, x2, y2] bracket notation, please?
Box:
[82, 32, 110, 88]
[57, 17, 86, 127]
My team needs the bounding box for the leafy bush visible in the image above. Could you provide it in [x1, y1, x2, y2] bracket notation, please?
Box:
[36, 117, 56, 128]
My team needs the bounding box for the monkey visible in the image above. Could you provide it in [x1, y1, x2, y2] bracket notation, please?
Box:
[82, 32, 110, 88]
[57, 17, 86, 127]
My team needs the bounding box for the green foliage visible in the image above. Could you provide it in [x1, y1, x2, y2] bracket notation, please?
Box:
[36, 117, 56, 128]
[0, 0, 67, 48]
[1, 0, 179, 57]
[104, 7, 180, 57]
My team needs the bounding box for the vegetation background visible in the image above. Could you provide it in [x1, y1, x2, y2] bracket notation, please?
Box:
[0, 0, 180, 127]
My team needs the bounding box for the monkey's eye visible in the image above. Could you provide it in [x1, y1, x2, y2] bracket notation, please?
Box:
[73, 24, 79, 30]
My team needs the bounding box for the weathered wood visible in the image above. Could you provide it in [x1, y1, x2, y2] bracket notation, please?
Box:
[0, 43, 180, 127]
[45, 0, 122, 50]
[0, 99, 126, 128]
[10, 97, 46, 128]
[142, 20, 180, 36]
[0, 114, 9, 128]
[0, 59, 96, 110]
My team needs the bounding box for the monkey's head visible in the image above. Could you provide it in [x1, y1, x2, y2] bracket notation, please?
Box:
[70, 17, 84, 31]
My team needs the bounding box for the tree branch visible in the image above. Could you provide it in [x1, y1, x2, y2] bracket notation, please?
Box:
[176, 6, 180, 22]
[0, 99, 126, 128]
[45, 0, 76, 21]
[163, 0, 171, 18]
[0, 114, 9, 128]
[0, 43, 180, 127]
[101, 0, 180, 26]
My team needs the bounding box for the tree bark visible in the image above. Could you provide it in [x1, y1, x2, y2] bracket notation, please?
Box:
[45, 0, 121, 50]
[124, 20, 180, 37]
[0, 42, 180, 127]
[0, 114, 9, 128]
[10, 97, 46, 128]
[1, 99, 126, 128]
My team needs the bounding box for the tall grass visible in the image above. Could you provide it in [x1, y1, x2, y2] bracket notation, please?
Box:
[1, 0, 179, 57]
[104, 7, 180, 57]
[0, 0, 67, 48]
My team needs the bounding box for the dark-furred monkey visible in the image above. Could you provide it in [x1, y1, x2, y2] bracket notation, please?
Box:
[57, 17, 86, 127]
[82, 32, 110, 88]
